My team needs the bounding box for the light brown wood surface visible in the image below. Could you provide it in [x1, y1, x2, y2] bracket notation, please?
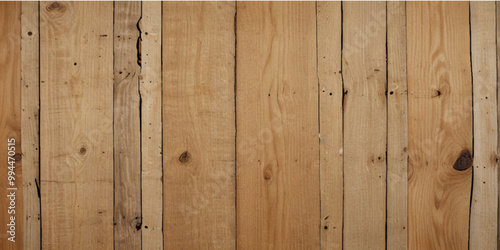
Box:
[0, 2, 23, 249]
[470, 2, 498, 249]
[113, 2, 142, 249]
[317, 2, 343, 249]
[407, 2, 472, 249]
[40, 2, 114, 249]
[342, 2, 387, 249]
[236, 2, 319, 249]
[3, 1, 500, 249]
[162, 2, 236, 249]
[21, 2, 40, 249]
[387, 2, 408, 249]
[141, 2, 163, 249]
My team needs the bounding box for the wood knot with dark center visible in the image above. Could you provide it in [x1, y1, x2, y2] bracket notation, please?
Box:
[13, 153, 22, 161]
[453, 150, 472, 171]
[79, 147, 87, 155]
[263, 169, 272, 180]
[47, 2, 64, 12]
[179, 151, 191, 163]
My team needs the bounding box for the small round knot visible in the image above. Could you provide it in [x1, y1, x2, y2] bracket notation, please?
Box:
[263, 169, 272, 180]
[179, 151, 191, 163]
[79, 147, 87, 155]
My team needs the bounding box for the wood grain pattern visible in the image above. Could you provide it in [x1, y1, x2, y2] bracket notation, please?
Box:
[497, 2, 500, 249]
[407, 2, 472, 249]
[21, 2, 40, 249]
[236, 2, 319, 249]
[162, 2, 236, 249]
[141, 2, 163, 249]
[342, 2, 387, 249]
[470, 2, 498, 249]
[0, 2, 22, 249]
[317, 2, 343, 249]
[387, 2, 408, 249]
[40, 2, 114, 249]
[113, 2, 142, 249]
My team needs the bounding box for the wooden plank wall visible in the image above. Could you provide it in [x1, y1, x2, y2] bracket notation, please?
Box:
[0, 1, 499, 249]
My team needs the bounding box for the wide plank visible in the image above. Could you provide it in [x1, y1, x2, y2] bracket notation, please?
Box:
[40, 2, 114, 249]
[236, 2, 319, 249]
[407, 2, 472, 249]
[162, 2, 236, 249]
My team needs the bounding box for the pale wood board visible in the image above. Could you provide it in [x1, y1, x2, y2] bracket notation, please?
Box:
[162, 2, 236, 249]
[0, 2, 23, 249]
[407, 2, 472, 249]
[470, 2, 498, 249]
[40, 2, 114, 249]
[236, 2, 320, 249]
[141, 1, 164, 249]
[342, 2, 387, 249]
[387, 2, 408, 249]
[317, 2, 343, 249]
[21, 2, 40, 250]
[113, 2, 142, 249]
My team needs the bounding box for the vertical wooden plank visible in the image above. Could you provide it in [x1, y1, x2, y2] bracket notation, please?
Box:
[21, 2, 40, 249]
[497, 3, 500, 249]
[141, 1, 163, 250]
[470, 2, 498, 249]
[407, 2, 472, 249]
[236, 2, 319, 249]
[387, 2, 408, 249]
[162, 2, 235, 249]
[317, 2, 343, 249]
[342, 2, 386, 249]
[113, 2, 142, 249]
[40, 2, 114, 249]
[0, 2, 22, 249]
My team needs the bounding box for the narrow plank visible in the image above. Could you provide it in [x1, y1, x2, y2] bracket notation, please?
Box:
[497, 2, 500, 249]
[21, 2, 40, 249]
[342, 2, 387, 249]
[141, 1, 163, 249]
[40, 2, 114, 249]
[407, 2, 472, 249]
[0, 2, 23, 249]
[387, 2, 408, 249]
[317, 2, 343, 249]
[236, 2, 319, 249]
[162, 2, 236, 249]
[470, 2, 498, 249]
[113, 2, 142, 249]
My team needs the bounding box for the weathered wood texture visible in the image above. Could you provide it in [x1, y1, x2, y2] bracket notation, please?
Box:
[162, 2, 236, 249]
[141, 2, 163, 250]
[236, 2, 319, 249]
[317, 2, 343, 249]
[0, 2, 22, 249]
[21, 2, 40, 249]
[40, 2, 114, 249]
[407, 2, 472, 249]
[470, 2, 498, 249]
[387, 2, 408, 249]
[113, 2, 142, 249]
[342, 2, 387, 249]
